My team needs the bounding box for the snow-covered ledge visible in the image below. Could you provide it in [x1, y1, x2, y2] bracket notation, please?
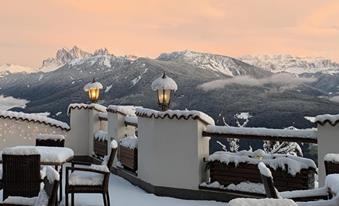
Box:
[136, 108, 214, 190]
[0, 111, 69, 150]
[68, 103, 107, 156]
[315, 114, 339, 185]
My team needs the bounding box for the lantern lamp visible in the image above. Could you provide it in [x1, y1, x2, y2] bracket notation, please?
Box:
[151, 73, 178, 111]
[83, 78, 103, 103]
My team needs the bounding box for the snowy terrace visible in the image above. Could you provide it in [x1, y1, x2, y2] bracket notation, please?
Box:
[2, 103, 339, 205]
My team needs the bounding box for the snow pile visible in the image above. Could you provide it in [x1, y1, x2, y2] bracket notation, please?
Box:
[205, 125, 317, 139]
[208, 150, 316, 176]
[120, 135, 138, 149]
[151, 73, 178, 91]
[2, 147, 39, 155]
[68, 103, 107, 115]
[125, 115, 138, 125]
[258, 162, 272, 177]
[94, 130, 109, 141]
[83, 81, 103, 91]
[324, 153, 339, 163]
[0, 110, 70, 130]
[111, 139, 118, 149]
[229, 198, 297, 206]
[107, 105, 140, 116]
[200, 181, 265, 194]
[136, 108, 215, 125]
[36, 134, 65, 141]
[315, 114, 339, 125]
[280, 187, 328, 199]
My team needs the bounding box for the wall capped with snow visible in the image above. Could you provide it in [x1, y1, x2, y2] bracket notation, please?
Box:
[0, 115, 69, 150]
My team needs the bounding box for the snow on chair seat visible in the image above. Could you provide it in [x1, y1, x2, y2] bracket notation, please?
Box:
[69, 165, 109, 186]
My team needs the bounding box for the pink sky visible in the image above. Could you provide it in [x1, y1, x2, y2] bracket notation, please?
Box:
[0, 0, 338, 67]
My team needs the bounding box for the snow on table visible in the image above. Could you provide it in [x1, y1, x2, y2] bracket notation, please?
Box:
[208, 150, 316, 176]
[1, 146, 74, 164]
[136, 108, 215, 125]
[205, 125, 317, 139]
[229, 198, 297, 206]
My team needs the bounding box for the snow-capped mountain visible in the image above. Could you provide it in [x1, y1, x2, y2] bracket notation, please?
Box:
[240, 55, 339, 74]
[158, 50, 270, 77]
[40, 46, 91, 72]
[0, 64, 37, 77]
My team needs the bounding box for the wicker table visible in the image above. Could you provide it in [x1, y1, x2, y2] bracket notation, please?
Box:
[1, 146, 74, 202]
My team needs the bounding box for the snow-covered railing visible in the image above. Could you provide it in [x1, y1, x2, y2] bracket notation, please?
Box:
[107, 105, 139, 116]
[315, 114, 339, 126]
[124, 116, 138, 127]
[67, 103, 107, 115]
[203, 125, 317, 143]
[0, 110, 70, 131]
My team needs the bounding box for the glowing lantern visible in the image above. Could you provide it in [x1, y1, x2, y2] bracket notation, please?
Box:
[84, 78, 103, 103]
[151, 73, 178, 111]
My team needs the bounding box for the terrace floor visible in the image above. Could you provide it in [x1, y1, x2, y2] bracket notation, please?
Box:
[0, 174, 225, 206]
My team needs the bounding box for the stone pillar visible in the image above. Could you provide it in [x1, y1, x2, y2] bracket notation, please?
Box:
[137, 109, 213, 190]
[317, 120, 339, 185]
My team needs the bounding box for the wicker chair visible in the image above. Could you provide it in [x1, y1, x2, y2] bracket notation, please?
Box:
[2, 152, 41, 200]
[35, 134, 65, 147]
[259, 162, 331, 202]
[65, 141, 118, 206]
[1, 166, 59, 206]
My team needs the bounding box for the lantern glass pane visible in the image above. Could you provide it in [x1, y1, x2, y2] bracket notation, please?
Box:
[157, 89, 171, 104]
[89, 88, 100, 102]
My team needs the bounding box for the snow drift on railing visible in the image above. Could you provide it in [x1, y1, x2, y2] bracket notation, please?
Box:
[94, 130, 109, 141]
[107, 105, 140, 116]
[125, 115, 138, 125]
[324, 153, 339, 163]
[67, 103, 107, 115]
[0, 111, 70, 130]
[205, 125, 317, 139]
[208, 150, 316, 176]
[315, 114, 339, 126]
[120, 135, 138, 149]
[135, 108, 215, 125]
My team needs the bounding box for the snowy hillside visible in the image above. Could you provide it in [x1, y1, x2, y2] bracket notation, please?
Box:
[0, 64, 37, 76]
[240, 55, 339, 74]
[158, 50, 270, 77]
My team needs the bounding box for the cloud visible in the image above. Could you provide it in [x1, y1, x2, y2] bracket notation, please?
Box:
[198, 73, 317, 92]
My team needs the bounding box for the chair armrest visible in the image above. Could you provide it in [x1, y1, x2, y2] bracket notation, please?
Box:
[66, 166, 109, 175]
[280, 187, 329, 201]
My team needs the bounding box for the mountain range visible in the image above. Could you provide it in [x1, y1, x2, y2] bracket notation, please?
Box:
[0, 46, 339, 131]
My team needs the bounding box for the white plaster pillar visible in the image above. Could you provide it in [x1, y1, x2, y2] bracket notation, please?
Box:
[317, 122, 339, 185]
[137, 109, 213, 190]
[107, 109, 136, 143]
[68, 104, 105, 156]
